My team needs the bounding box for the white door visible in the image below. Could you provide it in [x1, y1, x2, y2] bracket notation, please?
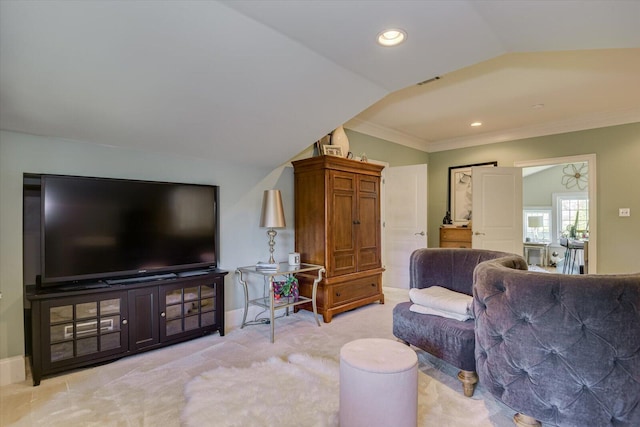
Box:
[472, 166, 523, 255]
[383, 164, 428, 289]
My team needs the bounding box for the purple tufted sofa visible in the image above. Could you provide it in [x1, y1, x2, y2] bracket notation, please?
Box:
[474, 256, 640, 427]
[392, 248, 522, 397]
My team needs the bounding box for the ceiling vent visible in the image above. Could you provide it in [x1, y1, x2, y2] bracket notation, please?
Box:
[417, 76, 441, 86]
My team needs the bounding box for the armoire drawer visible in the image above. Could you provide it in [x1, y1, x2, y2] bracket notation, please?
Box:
[332, 277, 380, 305]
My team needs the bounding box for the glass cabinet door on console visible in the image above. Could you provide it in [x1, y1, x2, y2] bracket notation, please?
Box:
[159, 279, 217, 341]
[41, 291, 128, 372]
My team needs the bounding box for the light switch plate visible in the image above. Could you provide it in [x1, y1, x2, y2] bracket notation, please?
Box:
[619, 208, 631, 217]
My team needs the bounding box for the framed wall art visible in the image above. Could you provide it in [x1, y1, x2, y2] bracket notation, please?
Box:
[448, 161, 497, 225]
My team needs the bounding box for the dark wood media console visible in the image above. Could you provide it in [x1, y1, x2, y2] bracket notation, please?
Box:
[26, 270, 227, 386]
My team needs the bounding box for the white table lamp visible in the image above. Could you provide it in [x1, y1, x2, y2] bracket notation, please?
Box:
[260, 190, 286, 264]
[528, 216, 543, 241]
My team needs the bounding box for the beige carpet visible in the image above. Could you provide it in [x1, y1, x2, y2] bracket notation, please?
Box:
[1, 287, 516, 426]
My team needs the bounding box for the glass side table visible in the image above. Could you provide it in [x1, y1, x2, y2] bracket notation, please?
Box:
[235, 263, 325, 343]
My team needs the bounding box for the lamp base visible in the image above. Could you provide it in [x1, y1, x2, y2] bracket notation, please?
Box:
[266, 228, 277, 264]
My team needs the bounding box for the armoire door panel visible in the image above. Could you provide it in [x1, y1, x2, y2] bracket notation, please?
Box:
[358, 196, 378, 248]
[333, 253, 356, 274]
[357, 179, 381, 270]
[332, 193, 355, 251]
[332, 173, 356, 192]
[359, 177, 378, 194]
[357, 249, 379, 270]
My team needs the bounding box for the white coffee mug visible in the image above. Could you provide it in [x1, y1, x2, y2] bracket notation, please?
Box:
[288, 252, 300, 265]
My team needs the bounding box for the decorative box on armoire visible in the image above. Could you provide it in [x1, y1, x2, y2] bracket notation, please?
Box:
[292, 155, 385, 323]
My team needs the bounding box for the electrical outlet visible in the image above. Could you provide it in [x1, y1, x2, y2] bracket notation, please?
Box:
[619, 208, 631, 217]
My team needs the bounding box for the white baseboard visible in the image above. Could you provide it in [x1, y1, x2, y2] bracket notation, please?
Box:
[0, 355, 26, 386]
[225, 307, 246, 330]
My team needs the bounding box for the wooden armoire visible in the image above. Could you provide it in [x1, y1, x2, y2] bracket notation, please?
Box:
[292, 155, 385, 323]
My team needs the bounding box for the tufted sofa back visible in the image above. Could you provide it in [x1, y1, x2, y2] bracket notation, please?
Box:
[409, 248, 521, 296]
[473, 256, 640, 427]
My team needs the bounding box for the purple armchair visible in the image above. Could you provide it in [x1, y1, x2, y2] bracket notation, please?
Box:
[474, 256, 640, 426]
[392, 248, 525, 396]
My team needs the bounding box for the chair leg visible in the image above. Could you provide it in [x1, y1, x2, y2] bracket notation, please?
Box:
[513, 413, 541, 427]
[457, 370, 478, 397]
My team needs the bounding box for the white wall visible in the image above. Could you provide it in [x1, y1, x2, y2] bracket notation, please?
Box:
[0, 130, 296, 365]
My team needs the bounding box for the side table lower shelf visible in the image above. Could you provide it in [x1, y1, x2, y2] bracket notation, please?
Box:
[235, 263, 325, 343]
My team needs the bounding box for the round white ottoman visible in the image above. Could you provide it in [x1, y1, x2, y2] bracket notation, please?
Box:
[339, 338, 418, 427]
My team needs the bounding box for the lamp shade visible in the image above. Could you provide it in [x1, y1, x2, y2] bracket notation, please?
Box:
[527, 216, 543, 228]
[260, 190, 286, 228]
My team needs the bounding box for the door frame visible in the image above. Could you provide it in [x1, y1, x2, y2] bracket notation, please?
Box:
[515, 154, 597, 273]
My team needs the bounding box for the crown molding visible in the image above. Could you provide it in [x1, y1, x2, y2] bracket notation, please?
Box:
[344, 118, 430, 152]
[347, 108, 640, 154]
[425, 107, 640, 153]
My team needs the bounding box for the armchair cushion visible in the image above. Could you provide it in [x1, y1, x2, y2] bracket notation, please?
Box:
[394, 301, 476, 370]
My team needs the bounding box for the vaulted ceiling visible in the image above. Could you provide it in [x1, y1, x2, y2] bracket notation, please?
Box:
[1, 1, 639, 168]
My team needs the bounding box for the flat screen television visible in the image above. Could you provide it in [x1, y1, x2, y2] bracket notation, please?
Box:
[39, 174, 219, 288]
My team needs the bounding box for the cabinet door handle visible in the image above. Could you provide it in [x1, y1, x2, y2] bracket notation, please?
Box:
[160, 312, 166, 318]
[122, 319, 128, 325]
[370, 283, 376, 287]
[352, 220, 360, 225]
[336, 292, 341, 297]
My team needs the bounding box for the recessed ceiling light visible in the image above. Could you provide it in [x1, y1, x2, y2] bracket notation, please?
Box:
[471, 122, 482, 127]
[377, 29, 407, 47]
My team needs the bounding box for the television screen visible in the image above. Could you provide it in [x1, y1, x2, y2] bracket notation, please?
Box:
[41, 175, 218, 286]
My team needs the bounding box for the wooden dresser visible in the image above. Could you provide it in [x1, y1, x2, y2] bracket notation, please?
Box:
[439, 226, 472, 248]
[292, 156, 385, 323]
